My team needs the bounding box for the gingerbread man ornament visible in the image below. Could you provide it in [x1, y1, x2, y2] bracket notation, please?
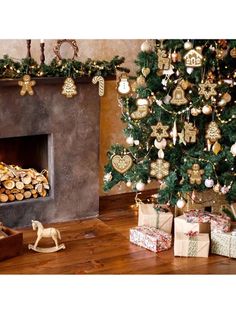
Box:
[18, 74, 36, 96]
[187, 163, 204, 185]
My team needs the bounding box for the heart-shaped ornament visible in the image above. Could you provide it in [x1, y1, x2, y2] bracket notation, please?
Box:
[112, 154, 133, 174]
[141, 67, 150, 77]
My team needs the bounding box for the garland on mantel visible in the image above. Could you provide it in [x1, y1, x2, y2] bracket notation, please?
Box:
[0, 55, 130, 79]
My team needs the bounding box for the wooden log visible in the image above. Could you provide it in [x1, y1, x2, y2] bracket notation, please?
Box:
[5, 189, 11, 195]
[3, 180, 15, 189]
[24, 191, 32, 199]
[20, 189, 25, 194]
[24, 184, 33, 190]
[16, 181, 24, 190]
[15, 193, 24, 201]
[22, 175, 32, 185]
[11, 188, 20, 194]
[0, 187, 6, 193]
[43, 183, 50, 190]
[0, 194, 8, 202]
[31, 189, 37, 195]
[8, 194, 15, 202]
[32, 193, 38, 199]
[41, 189, 47, 197]
[35, 183, 43, 193]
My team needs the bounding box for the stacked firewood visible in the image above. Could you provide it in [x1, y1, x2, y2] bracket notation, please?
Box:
[0, 162, 49, 203]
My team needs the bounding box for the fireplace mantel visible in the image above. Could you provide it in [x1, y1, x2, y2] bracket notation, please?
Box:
[0, 76, 105, 227]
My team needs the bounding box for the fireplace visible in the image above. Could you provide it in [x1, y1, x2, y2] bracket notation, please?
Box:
[0, 134, 53, 203]
[0, 77, 100, 228]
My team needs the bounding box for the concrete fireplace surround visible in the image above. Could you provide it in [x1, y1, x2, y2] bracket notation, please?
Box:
[0, 77, 100, 228]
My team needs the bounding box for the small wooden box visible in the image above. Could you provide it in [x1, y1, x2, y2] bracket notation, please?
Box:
[0, 226, 23, 261]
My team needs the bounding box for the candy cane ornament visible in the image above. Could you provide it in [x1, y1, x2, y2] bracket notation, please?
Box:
[92, 75, 105, 96]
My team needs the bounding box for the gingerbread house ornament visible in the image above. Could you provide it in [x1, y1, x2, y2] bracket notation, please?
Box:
[183, 47, 203, 68]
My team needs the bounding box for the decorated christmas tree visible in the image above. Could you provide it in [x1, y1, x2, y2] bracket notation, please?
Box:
[103, 39, 236, 210]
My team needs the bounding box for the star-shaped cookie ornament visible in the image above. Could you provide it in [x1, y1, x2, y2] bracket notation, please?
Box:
[199, 80, 217, 100]
[150, 122, 169, 141]
[178, 129, 186, 145]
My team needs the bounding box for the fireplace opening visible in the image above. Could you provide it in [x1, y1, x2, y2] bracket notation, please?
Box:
[0, 134, 53, 204]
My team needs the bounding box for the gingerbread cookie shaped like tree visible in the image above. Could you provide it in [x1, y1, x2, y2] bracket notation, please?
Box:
[104, 39, 236, 207]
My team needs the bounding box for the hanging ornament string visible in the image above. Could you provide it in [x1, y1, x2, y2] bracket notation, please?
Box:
[215, 109, 236, 125]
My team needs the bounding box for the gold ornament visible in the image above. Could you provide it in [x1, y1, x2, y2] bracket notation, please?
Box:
[150, 159, 170, 180]
[222, 92, 231, 103]
[212, 141, 221, 155]
[202, 104, 213, 115]
[92, 75, 105, 96]
[141, 67, 150, 77]
[178, 129, 186, 145]
[230, 48, 236, 58]
[18, 74, 36, 96]
[180, 79, 189, 90]
[141, 40, 153, 53]
[111, 154, 133, 174]
[131, 98, 149, 120]
[117, 73, 131, 96]
[191, 107, 201, 116]
[205, 121, 221, 143]
[184, 40, 193, 50]
[157, 48, 170, 70]
[150, 122, 169, 141]
[170, 85, 188, 105]
[183, 47, 203, 67]
[216, 48, 228, 60]
[187, 164, 204, 185]
[184, 121, 198, 143]
[213, 183, 221, 193]
[61, 77, 77, 98]
[136, 75, 147, 88]
[199, 80, 217, 100]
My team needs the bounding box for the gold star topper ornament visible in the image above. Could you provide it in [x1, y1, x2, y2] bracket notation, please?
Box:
[199, 80, 217, 100]
[150, 122, 169, 141]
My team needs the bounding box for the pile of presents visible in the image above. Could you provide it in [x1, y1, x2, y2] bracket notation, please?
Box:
[130, 199, 236, 258]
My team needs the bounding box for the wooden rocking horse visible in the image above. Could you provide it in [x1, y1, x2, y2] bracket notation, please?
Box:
[28, 220, 65, 253]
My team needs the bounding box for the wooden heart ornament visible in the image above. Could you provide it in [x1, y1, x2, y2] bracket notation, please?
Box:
[112, 154, 133, 174]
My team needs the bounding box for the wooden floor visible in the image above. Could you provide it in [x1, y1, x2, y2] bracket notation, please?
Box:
[0, 205, 236, 274]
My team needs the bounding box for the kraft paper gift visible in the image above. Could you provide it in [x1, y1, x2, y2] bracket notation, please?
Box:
[138, 202, 173, 234]
[174, 233, 210, 257]
[210, 214, 231, 233]
[174, 215, 210, 236]
[211, 232, 236, 258]
[130, 225, 172, 253]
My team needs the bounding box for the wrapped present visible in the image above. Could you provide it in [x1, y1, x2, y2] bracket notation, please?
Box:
[174, 215, 210, 236]
[210, 213, 231, 233]
[174, 232, 210, 257]
[211, 231, 236, 258]
[184, 209, 211, 223]
[138, 202, 173, 234]
[130, 225, 172, 253]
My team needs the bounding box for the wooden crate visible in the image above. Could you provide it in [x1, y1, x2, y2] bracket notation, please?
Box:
[0, 226, 23, 261]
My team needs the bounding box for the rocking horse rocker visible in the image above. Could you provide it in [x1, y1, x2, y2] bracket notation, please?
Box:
[28, 220, 66, 253]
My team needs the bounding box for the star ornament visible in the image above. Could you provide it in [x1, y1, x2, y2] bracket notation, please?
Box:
[150, 122, 169, 141]
[178, 129, 186, 145]
[199, 80, 217, 100]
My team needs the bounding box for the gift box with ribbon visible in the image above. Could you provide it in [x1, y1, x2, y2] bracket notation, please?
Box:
[184, 209, 211, 224]
[174, 232, 210, 257]
[210, 214, 231, 233]
[138, 202, 173, 234]
[211, 231, 236, 258]
[130, 225, 172, 253]
[174, 215, 210, 236]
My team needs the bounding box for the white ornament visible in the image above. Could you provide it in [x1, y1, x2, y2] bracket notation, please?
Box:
[104, 172, 112, 182]
[176, 198, 186, 209]
[230, 143, 236, 156]
[126, 136, 134, 145]
[163, 64, 175, 76]
[134, 140, 140, 145]
[184, 40, 193, 50]
[186, 67, 194, 74]
[136, 181, 145, 191]
[221, 185, 229, 194]
[126, 180, 132, 187]
[147, 178, 151, 184]
[163, 94, 171, 104]
[204, 178, 214, 188]
[158, 149, 165, 159]
[161, 78, 168, 86]
[154, 138, 167, 149]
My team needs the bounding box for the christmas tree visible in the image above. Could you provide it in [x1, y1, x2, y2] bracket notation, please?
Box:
[103, 39, 236, 210]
